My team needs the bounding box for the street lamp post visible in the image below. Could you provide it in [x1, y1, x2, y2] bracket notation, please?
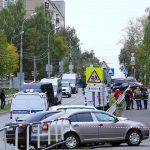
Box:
[47, 27, 60, 78]
[19, 12, 37, 89]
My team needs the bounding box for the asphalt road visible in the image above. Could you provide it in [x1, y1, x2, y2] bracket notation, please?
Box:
[0, 88, 150, 150]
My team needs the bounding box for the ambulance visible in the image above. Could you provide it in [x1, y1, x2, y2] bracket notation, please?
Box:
[84, 84, 110, 110]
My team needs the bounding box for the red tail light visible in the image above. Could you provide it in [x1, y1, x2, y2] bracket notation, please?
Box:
[42, 122, 49, 131]
[10, 111, 12, 119]
[21, 124, 27, 129]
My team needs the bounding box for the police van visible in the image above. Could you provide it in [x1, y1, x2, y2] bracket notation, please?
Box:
[10, 91, 48, 121]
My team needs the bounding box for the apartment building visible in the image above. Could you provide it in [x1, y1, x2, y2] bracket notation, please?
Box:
[0, 0, 65, 27]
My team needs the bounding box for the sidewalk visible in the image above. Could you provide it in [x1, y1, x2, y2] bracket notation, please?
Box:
[121, 100, 150, 129]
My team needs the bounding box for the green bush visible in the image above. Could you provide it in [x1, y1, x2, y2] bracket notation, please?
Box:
[4, 88, 18, 97]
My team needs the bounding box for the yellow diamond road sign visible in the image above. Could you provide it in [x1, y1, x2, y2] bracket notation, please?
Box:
[86, 68, 103, 84]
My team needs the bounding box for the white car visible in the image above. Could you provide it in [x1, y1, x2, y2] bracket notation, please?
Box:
[48, 105, 97, 111]
[61, 81, 72, 97]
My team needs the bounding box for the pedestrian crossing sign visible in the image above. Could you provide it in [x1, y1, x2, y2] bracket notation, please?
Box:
[86, 68, 103, 84]
[106, 68, 114, 76]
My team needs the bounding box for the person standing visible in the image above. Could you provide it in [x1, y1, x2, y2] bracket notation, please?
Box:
[125, 88, 132, 110]
[134, 86, 142, 110]
[0, 88, 5, 109]
[142, 86, 149, 109]
[129, 87, 134, 109]
[114, 89, 123, 101]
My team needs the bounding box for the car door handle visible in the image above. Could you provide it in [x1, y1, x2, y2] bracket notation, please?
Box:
[73, 124, 79, 127]
[99, 124, 103, 126]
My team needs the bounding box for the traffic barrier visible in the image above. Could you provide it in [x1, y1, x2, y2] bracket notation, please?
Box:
[107, 89, 126, 114]
[0, 118, 71, 150]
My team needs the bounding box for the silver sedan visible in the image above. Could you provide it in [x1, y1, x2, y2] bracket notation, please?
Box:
[31, 110, 149, 149]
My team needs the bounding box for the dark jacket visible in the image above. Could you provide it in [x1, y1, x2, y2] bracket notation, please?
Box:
[142, 88, 149, 100]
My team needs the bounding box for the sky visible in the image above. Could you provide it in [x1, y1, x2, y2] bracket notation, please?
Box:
[64, 0, 150, 78]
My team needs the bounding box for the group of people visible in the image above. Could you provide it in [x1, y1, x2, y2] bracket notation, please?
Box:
[0, 88, 5, 109]
[114, 86, 149, 110]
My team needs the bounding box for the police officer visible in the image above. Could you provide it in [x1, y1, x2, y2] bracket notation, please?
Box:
[142, 86, 149, 109]
[0, 88, 5, 109]
[134, 86, 142, 110]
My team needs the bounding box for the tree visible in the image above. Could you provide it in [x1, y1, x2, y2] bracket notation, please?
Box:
[140, 11, 150, 84]
[0, 0, 25, 45]
[0, 32, 19, 77]
[58, 27, 81, 73]
[79, 50, 100, 77]
[119, 17, 147, 79]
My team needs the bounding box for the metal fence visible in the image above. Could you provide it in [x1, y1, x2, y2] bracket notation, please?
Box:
[107, 91, 125, 114]
[0, 118, 71, 150]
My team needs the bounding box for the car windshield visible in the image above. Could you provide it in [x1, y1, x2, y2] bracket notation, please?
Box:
[62, 82, 69, 87]
[62, 79, 75, 84]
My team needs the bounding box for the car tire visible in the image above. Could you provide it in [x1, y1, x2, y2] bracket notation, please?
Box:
[64, 133, 80, 149]
[68, 94, 71, 98]
[126, 130, 142, 146]
[109, 142, 121, 146]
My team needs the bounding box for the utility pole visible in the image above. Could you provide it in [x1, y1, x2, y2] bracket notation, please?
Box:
[68, 41, 73, 73]
[33, 56, 36, 82]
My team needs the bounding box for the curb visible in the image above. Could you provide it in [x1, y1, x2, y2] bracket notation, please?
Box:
[0, 110, 10, 115]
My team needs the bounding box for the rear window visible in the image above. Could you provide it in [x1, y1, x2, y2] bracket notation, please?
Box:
[17, 112, 59, 123]
[12, 95, 45, 109]
[12, 98, 29, 109]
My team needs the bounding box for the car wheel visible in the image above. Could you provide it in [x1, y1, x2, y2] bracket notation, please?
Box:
[64, 133, 80, 149]
[109, 142, 121, 146]
[126, 130, 142, 146]
[68, 94, 71, 98]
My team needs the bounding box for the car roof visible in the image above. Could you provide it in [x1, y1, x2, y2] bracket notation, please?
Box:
[48, 105, 97, 111]
[43, 109, 114, 122]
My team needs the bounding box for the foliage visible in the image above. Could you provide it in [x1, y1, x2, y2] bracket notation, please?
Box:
[119, 17, 147, 79]
[0, 0, 25, 45]
[0, 32, 19, 77]
[79, 50, 100, 78]
[58, 27, 81, 73]
[141, 18, 150, 84]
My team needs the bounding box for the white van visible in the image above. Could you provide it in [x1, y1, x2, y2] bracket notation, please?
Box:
[85, 84, 109, 110]
[62, 73, 78, 94]
[40, 77, 62, 104]
[10, 92, 48, 121]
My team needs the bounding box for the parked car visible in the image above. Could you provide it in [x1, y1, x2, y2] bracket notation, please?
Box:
[48, 105, 97, 111]
[31, 109, 149, 149]
[61, 81, 72, 97]
[112, 82, 143, 92]
[6, 111, 63, 150]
